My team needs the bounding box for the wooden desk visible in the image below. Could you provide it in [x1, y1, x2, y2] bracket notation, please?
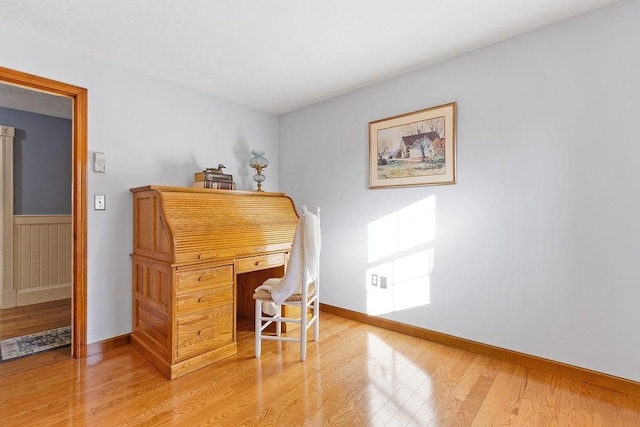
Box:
[130, 185, 298, 379]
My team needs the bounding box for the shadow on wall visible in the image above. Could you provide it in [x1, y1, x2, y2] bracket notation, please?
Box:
[233, 137, 252, 191]
[366, 196, 436, 315]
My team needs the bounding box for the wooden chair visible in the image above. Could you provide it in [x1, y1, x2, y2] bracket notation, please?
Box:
[253, 206, 320, 361]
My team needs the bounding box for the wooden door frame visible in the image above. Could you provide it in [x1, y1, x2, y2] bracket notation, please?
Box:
[0, 66, 87, 358]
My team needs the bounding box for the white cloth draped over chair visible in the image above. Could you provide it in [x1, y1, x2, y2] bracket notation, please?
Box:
[253, 205, 320, 361]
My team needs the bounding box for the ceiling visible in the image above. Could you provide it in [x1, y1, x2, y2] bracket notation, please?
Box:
[0, 0, 621, 115]
[0, 82, 72, 119]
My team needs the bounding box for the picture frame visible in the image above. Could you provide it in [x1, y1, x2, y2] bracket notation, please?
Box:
[369, 102, 457, 189]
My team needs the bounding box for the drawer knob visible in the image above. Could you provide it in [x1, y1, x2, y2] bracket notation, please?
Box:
[198, 252, 217, 260]
[198, 271, 215, 281]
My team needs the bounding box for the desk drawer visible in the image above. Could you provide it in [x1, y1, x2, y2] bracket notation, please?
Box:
[236, 253, 285, 273]
[176, 285, 232, 314]
[176, 264, 233, 292]
[176, 303, 234, 359]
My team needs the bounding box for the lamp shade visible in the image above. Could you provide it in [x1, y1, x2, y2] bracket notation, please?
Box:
[249, 150, 269, 168]
[249, 150, 269, 191]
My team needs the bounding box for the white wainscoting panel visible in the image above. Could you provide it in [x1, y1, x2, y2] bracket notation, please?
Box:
[13, 215, 72, 306]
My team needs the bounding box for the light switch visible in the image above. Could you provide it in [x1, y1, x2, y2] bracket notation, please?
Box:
[94, 152, 106, 173]
[94, 194, 106, 210]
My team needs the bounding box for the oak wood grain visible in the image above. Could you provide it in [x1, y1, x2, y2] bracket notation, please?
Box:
[0, 298, 71, 340]
[2, 312, 640, 426]
[321, 303, 640, 400]
[130, 186, 299, 378]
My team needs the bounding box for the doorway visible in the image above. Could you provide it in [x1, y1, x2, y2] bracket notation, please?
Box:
[0, 66, 87, 358]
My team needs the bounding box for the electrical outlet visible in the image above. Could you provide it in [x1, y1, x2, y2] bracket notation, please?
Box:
[380, 276, 387, 289]
[371, 274, 378, 287]
[94, 194, 106, 210]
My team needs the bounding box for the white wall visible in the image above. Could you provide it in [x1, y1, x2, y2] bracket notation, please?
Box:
[280, 0, 640, 381]
[0, 29, 280, 343]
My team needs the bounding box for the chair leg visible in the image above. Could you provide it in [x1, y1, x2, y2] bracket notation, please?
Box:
[255, 299, 262, 358]
[313, 299, 319, 341]
[275, 304, 282, 337]
[300, 303, 307, 361]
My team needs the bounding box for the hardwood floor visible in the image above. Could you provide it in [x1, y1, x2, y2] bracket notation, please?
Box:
[1, 311, 639, 426]
[0, 298, 71, 340]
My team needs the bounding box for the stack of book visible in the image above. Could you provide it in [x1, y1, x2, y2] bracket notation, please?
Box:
[193, 168, 236, 190]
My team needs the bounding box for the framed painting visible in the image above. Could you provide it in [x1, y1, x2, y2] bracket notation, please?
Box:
[369, 102, 457, 189]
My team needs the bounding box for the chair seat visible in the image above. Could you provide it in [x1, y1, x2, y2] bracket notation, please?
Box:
[253, 285, 316, 302]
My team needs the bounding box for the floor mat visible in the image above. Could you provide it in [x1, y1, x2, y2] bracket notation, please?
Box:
[0, 326, 71, 362]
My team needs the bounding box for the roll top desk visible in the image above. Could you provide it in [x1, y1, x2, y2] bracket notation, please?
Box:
[130, 185, 299, 379]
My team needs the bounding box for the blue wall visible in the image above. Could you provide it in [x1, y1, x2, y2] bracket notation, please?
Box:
[0, 106, 72, 215]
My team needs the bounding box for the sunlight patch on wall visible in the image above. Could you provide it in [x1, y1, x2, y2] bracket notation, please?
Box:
[366, 196, 436, 315]
[368, 196, 436, 263]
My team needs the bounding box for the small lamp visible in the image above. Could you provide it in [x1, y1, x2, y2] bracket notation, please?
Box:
[249, 149, 269, 191]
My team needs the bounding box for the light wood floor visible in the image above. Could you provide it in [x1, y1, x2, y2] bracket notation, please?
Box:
[1, 311, 640, 426]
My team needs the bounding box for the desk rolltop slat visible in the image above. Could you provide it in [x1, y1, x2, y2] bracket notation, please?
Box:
[131, 185, 299, 265]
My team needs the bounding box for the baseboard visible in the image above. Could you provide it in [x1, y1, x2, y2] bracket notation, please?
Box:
[87, 334, 131, 357]
[16, 284, 72, 307]
[319, 303, 640, 399]
[1, 290, 16, 309]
